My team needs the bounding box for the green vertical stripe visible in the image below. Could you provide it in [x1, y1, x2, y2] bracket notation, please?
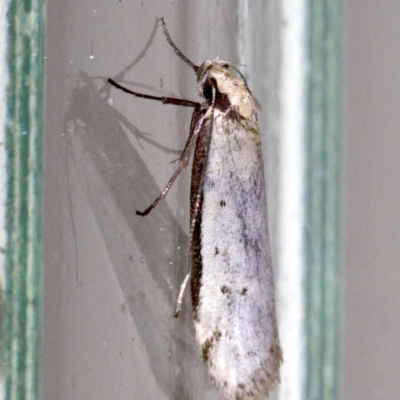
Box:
[4, 0, 45, 399]
[305, 1, 342, 399]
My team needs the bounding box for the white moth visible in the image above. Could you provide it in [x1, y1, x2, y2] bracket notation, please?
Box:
[109, 18, 282, 400]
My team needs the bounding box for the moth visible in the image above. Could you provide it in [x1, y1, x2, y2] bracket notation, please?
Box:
[108, 18, 282, 400]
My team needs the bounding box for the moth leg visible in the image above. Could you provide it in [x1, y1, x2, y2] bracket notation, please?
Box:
[174, 86, 216, 317]
[136, 163, 185, 216]
[136, 111, 207, 216]
[174, 270, 191, 318]
[188, 85, 216, 236]
[108, 78, 199, 108]
[221, 104, 234, 117]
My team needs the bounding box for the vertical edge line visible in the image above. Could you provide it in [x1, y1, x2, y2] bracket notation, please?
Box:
[278, 1, 307, 399]
[305, 0, 342, 399]
[4, 0, 46, 399]
[0, 0, 10, 394]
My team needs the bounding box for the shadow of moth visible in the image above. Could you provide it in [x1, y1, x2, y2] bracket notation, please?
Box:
[108, 18, 282, 400]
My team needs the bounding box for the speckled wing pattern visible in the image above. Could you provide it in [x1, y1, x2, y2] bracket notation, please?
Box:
[108, 22, 282, 399]
[190, 60, 282, 400]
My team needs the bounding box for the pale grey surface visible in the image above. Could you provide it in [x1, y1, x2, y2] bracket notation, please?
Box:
[44, 2, 281, 400]
[342, 1, 400, 399]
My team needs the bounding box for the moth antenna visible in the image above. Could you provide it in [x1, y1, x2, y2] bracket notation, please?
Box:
[160, 17, 199, 73]
[229, 61, 247, 68]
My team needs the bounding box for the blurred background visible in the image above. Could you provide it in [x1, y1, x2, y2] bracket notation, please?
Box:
[342, 1, 400, 399]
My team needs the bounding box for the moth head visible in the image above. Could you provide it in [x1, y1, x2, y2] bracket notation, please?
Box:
[196, 58, 256, 120]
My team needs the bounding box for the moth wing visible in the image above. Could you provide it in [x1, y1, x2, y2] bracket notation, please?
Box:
[194, 113, 281, 399]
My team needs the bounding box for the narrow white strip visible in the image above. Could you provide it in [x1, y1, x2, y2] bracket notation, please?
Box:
[277, 1, 307, 399]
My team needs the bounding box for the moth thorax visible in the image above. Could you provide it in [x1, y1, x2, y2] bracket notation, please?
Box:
[197, 58, 255, 119]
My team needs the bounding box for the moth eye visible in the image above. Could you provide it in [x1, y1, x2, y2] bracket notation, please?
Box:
[202, 78, 217, 103]
[223, 63, 229, 69]
[203, 84, 213, 101]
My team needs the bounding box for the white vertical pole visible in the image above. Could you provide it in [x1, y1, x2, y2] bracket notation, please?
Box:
[277, 1, 307, 399]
